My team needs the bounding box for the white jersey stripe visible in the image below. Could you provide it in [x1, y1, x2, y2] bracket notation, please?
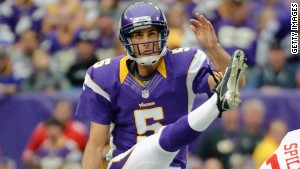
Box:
[84, 73, 111, 102]
[186, 49, 207, 113]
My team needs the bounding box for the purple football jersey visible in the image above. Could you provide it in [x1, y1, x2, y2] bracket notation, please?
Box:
[76, 48, 213, 168]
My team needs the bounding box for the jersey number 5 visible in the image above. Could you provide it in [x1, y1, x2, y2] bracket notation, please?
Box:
[134, 107, 164, 142]
[93, 58, 111, 68]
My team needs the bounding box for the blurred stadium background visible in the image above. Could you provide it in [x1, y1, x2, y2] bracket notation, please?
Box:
[0, 0, 299, 169]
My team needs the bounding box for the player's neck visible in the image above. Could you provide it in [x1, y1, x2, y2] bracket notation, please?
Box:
[136, 61, 159, 77]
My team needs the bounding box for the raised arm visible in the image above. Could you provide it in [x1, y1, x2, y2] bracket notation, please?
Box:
[82, 122, 110, 169]
[190, 13, 230, 73]
[190, 13, 245, 90]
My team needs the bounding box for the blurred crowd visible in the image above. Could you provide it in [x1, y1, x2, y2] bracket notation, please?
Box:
[0, 0, 299, 169]
[188, 99, 289, 169]
[21, 99, 87, 169]
[0, 0, 299, 96]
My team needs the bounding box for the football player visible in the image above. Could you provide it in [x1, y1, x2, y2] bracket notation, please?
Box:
[107, 50, 247, 169]
[76, 2, 245, 169]
[259, 129, 300, 169]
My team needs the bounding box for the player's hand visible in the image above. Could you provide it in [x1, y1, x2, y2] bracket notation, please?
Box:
[190, 13, 218, 49]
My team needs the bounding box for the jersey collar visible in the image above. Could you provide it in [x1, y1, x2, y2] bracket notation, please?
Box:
[119, 56, 167, 84]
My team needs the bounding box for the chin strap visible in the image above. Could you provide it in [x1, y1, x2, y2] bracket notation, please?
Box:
[133, 55, 162, 65]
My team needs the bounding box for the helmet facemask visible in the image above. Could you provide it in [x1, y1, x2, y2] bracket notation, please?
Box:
[119, 2, 169, 65]
[120, 25, 168, 65]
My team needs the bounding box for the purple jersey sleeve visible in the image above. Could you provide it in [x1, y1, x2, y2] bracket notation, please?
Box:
[191, 50, 213, 96]
[76, 67, 113, 125]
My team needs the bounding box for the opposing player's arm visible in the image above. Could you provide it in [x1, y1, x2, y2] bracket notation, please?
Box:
[82, 122, 110, 169]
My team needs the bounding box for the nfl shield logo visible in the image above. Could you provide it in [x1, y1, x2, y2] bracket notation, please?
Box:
[141, 90, 150, 99]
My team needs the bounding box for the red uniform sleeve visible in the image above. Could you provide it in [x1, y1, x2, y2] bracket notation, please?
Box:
[22, 123, 47, 161]
[64, 121, 88, 151]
